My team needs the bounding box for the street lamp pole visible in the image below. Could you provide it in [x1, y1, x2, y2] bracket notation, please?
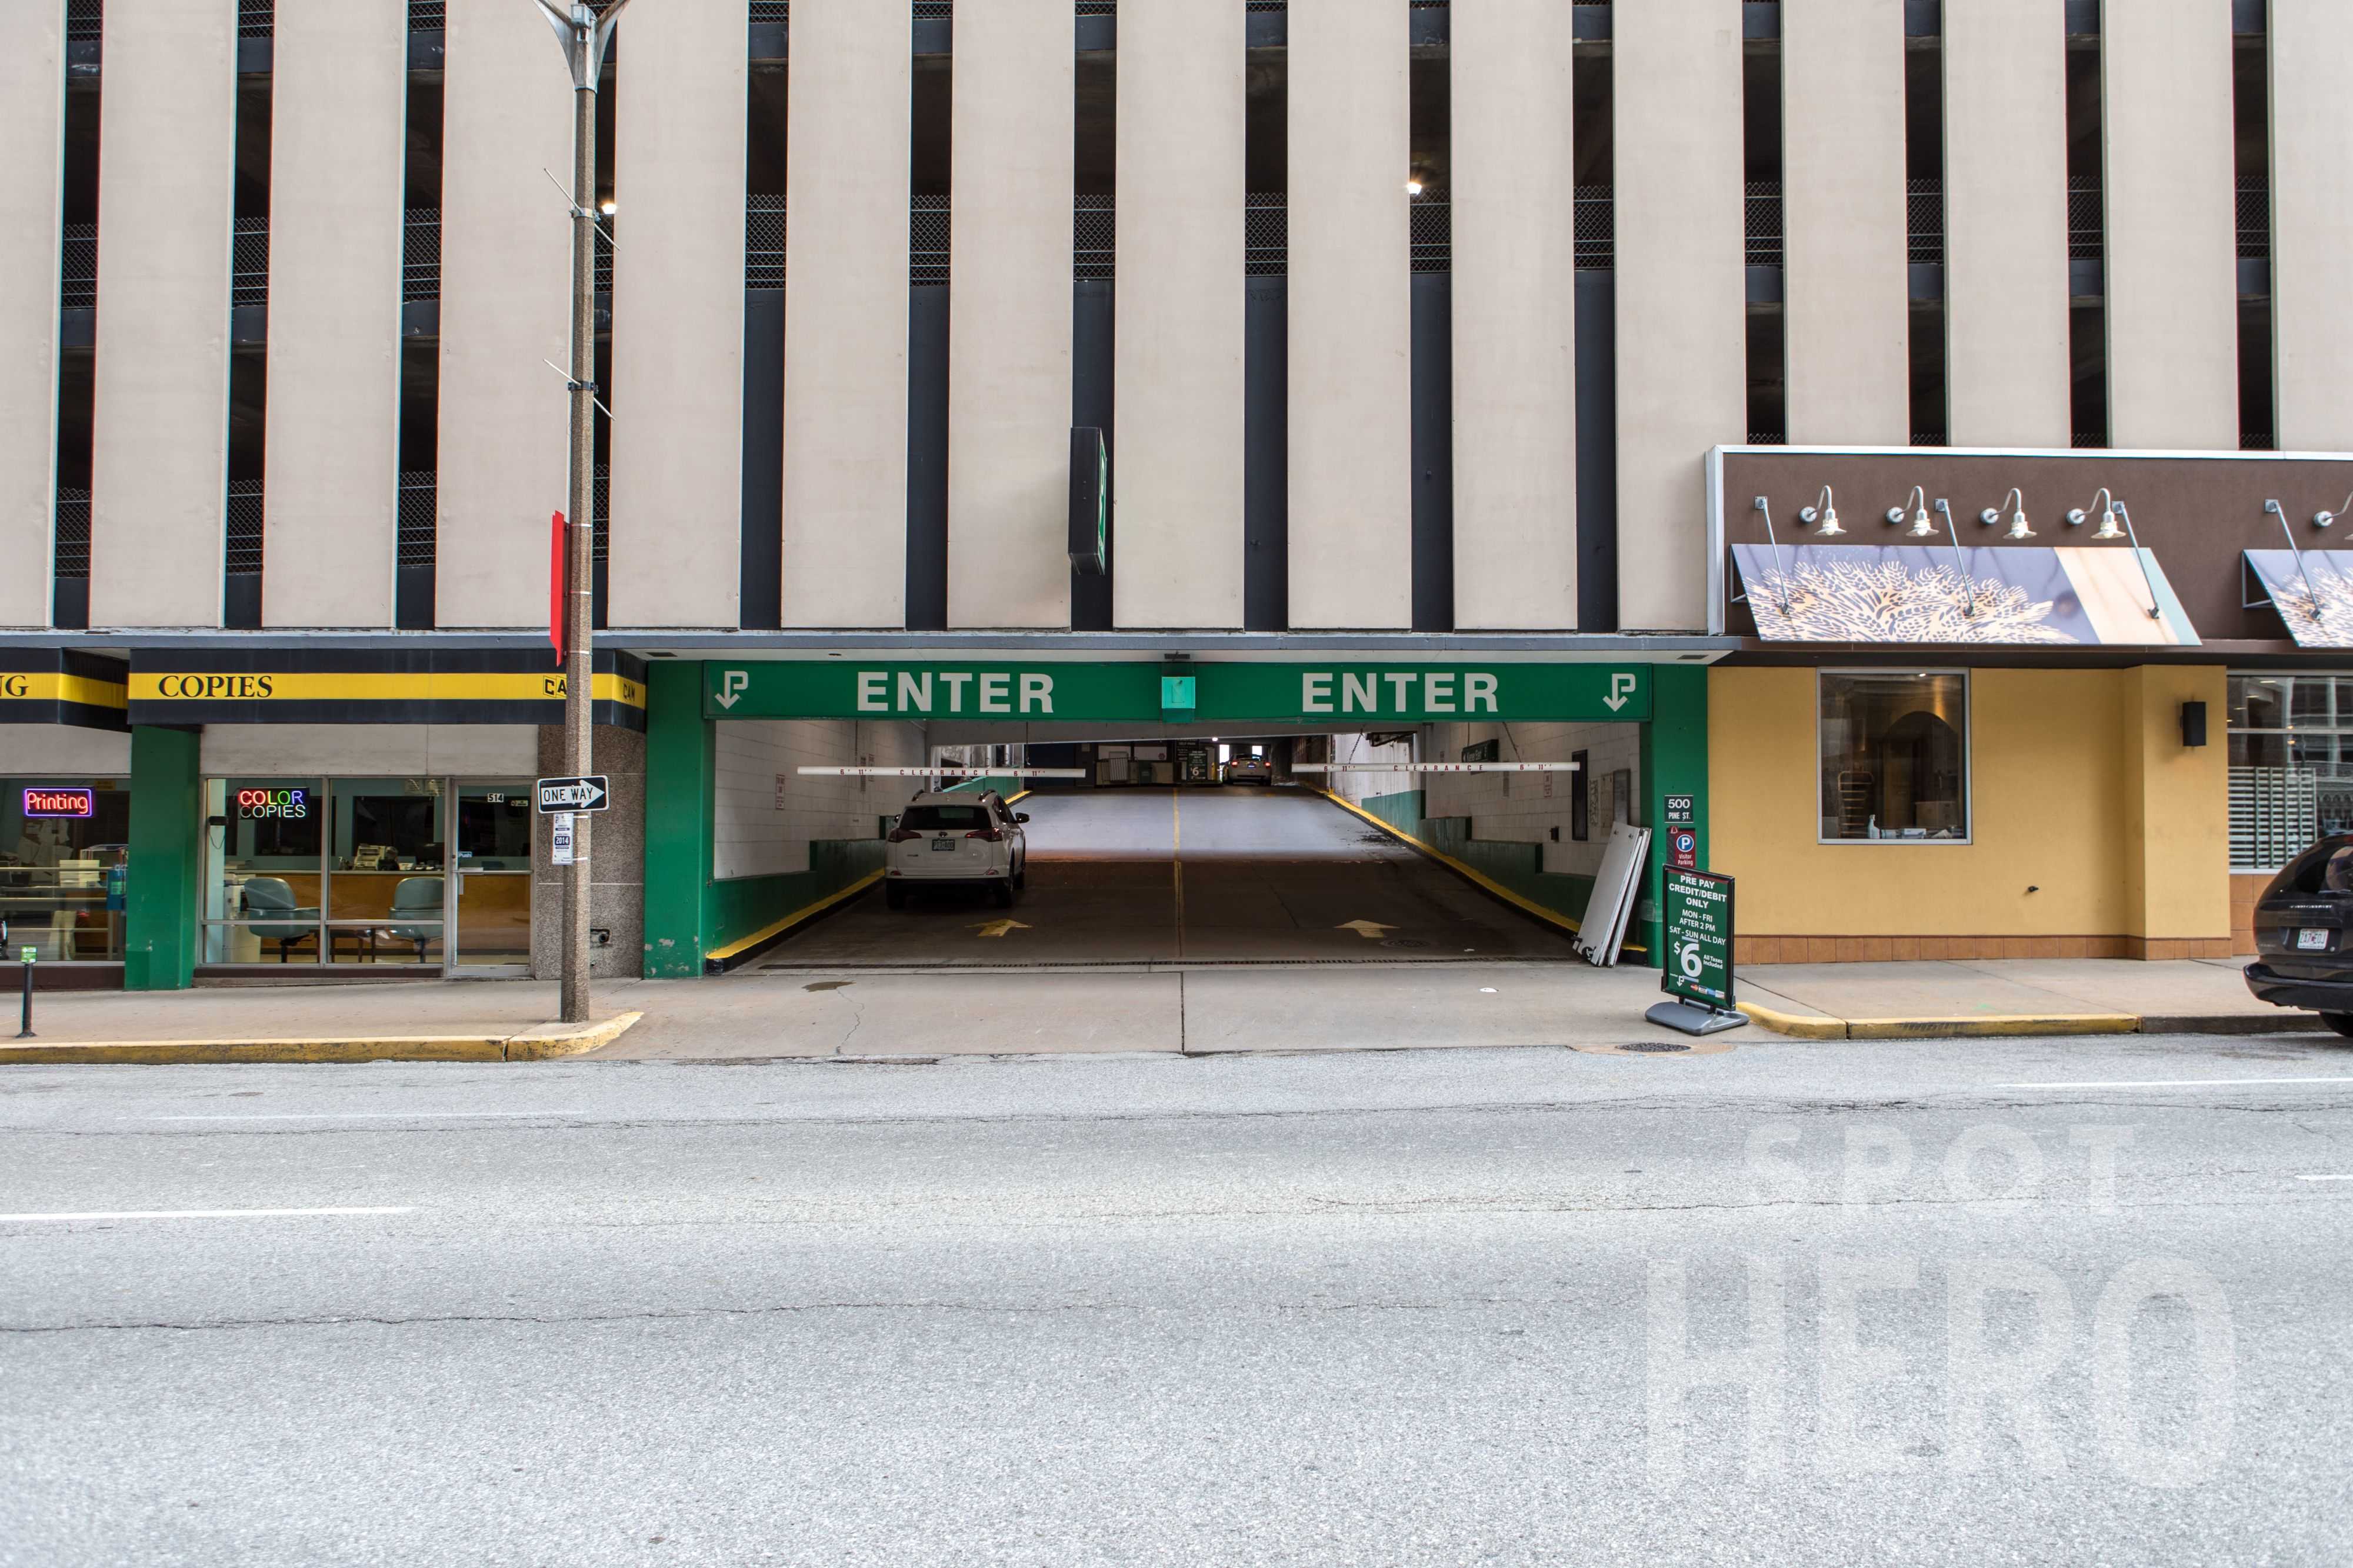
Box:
[534, 0, 635, 1023]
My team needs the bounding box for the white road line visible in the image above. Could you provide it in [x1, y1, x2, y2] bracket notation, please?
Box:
[1992, 1077, 2353, 1090]
[150, 1110, 582, 1122]
[2298, 1175, 2353, 1183]
[0, 1207, 414, 1223]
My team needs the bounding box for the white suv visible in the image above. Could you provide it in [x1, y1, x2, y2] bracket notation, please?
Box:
[884, 792, 1029, 908]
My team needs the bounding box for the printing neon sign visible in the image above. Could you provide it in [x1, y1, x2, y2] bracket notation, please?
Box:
[236, 788, 309, 820]
[22, 788, 94, 819]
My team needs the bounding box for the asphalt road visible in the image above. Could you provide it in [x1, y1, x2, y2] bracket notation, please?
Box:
[5, 1033, 2352, 1566]
[761, 786, 1579, 967]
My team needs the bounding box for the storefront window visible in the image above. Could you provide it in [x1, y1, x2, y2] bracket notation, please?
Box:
[1818, 673, 1969, 842]
[0, 778, 130, 960]
[201, 778, 456, 966]
[2225, 673, 2353, 870]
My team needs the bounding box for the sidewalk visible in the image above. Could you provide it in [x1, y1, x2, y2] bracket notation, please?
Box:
[1736, 956, 2305, 1039]
[0, 956, 2319, 1065]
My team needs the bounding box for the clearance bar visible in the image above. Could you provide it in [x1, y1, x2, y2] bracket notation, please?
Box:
[796, 767, 1091, 778]
[1291, 762, 1583, 774]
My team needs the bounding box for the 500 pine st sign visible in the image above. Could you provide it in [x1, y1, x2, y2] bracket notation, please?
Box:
[705, 663, 1652, 724]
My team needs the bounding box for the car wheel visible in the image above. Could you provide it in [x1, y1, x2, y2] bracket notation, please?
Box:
[2322, 1013, 2353, 1037]
[885, 882, 907, 910]
[1015, 862, 1027, 891]
[991, 879, 1015, 908]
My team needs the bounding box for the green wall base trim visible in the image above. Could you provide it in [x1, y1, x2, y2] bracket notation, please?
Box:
[1324, 789, 1628, 952]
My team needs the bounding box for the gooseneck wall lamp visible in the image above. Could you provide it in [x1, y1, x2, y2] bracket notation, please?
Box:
[1887, 486, 1935, 539]
[2312, 492, 2353, 529]
[1799, 486, 1844, 536]
[1981, 488, 2036, 541]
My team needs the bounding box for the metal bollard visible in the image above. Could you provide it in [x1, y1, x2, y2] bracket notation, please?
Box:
[16, 946, 32, 1040]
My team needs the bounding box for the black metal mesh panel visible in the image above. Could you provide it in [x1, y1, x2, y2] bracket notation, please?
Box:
[1908, 178, 1944, 266]
[232, 218, 269, 310]
[912, 196, 951, 286]
[746, 196, 787, 289]
[67, 1, 102, 42]
[1409, 196, 1449, 274]
[1075, 1, 1116, 13]
[225, 481, 265, 576]
[2239, 175, 2271, 259]
[2069, 177, 2104, 261]
[54, 489, 91, 581]
[238, 1, 271, 38]
[404, 210, 439, 302]
[1575, 185, 1612, 271]
[61, 225, 96, 311]
[1246, 195, 1285, 276]
[1745, 182, 1783, 268]
[1075, 195, 1114, 280]
[749, 2, 788, 21]
[592, 465, 609, 565]
[396, 474, 436, 569]
[409, 3, 446, 29]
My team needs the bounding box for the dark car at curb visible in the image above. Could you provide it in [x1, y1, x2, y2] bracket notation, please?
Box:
[2245, 835, 2353, 1035]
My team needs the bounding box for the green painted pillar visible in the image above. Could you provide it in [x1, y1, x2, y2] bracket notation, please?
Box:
[1637, 663, 1710, 968]
[124, 726, 201, 991]
[641, 661, 717, 978]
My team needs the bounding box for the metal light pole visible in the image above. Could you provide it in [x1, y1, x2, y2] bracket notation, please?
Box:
[534, 0, 636, 1022]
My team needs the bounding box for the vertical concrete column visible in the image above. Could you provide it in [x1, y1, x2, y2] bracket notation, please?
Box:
[2101, 0, 2238, 449]
[948, 0, 1075, 629]
[781, 0, 911, 628]
[610, 0, 748, 629]
[1614, 1, 1747, 633]
[1450, 0, 1577, 630]
[1114, 0, 1245, 629]
[125, 726, 204, 991]
[262, 0, 408, 628]
[1944, 0, 2072, 446]
[1286, 0, 1411, 630]
[0, 0, 64, 629]
[435, 0, 572, 628]
[2269, 6, 2353, 451]
[2118, 666, 2229, 957]
[1782, 0, 1909, 445]
[88, 0, 238, 629]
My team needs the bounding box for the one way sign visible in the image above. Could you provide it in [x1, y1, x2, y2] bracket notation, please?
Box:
[536, 775, 611, 814]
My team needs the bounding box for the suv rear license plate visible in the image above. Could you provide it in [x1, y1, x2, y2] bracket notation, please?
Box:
[931, 838, 958, 852]
[2298, 928, 2332, 951]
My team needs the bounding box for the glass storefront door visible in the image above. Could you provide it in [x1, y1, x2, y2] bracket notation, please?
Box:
[452, 783, 534, 971]
[200, 776, 532, 973]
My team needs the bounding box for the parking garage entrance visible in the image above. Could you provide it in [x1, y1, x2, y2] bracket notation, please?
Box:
[639, 656, 1709, 978]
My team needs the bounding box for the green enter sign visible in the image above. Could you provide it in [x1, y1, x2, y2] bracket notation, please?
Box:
[1660, 868, 1736, 1012]
[704, 663, 1652, 724]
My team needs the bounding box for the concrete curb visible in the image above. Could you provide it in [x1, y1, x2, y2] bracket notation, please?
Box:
[1738, 1004, 2319, 1040]
[0, 1011, 643, 1067]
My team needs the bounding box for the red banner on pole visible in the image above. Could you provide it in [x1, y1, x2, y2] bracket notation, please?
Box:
[549, 511, 567, 666]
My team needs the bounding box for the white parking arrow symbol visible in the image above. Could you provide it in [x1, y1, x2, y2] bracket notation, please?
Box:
[715, 669, 749, 710]
[1603, 672, 1637, 712]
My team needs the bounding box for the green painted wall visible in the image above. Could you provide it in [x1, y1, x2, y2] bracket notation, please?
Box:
[124, 726, 201, 990]
[1637, 663, 1710, 966]
[642, 662, 906, 976]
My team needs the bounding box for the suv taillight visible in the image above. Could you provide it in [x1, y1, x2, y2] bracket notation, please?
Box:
[965, 827, 1004, 843]
[888, 828, 921, 843]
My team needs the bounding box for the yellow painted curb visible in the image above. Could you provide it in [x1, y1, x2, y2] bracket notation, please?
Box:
[705, 870, 886, 964]
[1844, 1012, 2138, 1040]
[504, 1010, 644, 1060]
[1319, 789, 1604, 944]
[0, 1010, 645, 1067]
[1737, 1001, 1850, 1040]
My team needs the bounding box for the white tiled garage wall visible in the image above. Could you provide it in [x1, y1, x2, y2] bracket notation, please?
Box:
[714, 719, 926, 880]
[1323, 732, 1417, 805]
[1423, 719, 1641, 879]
